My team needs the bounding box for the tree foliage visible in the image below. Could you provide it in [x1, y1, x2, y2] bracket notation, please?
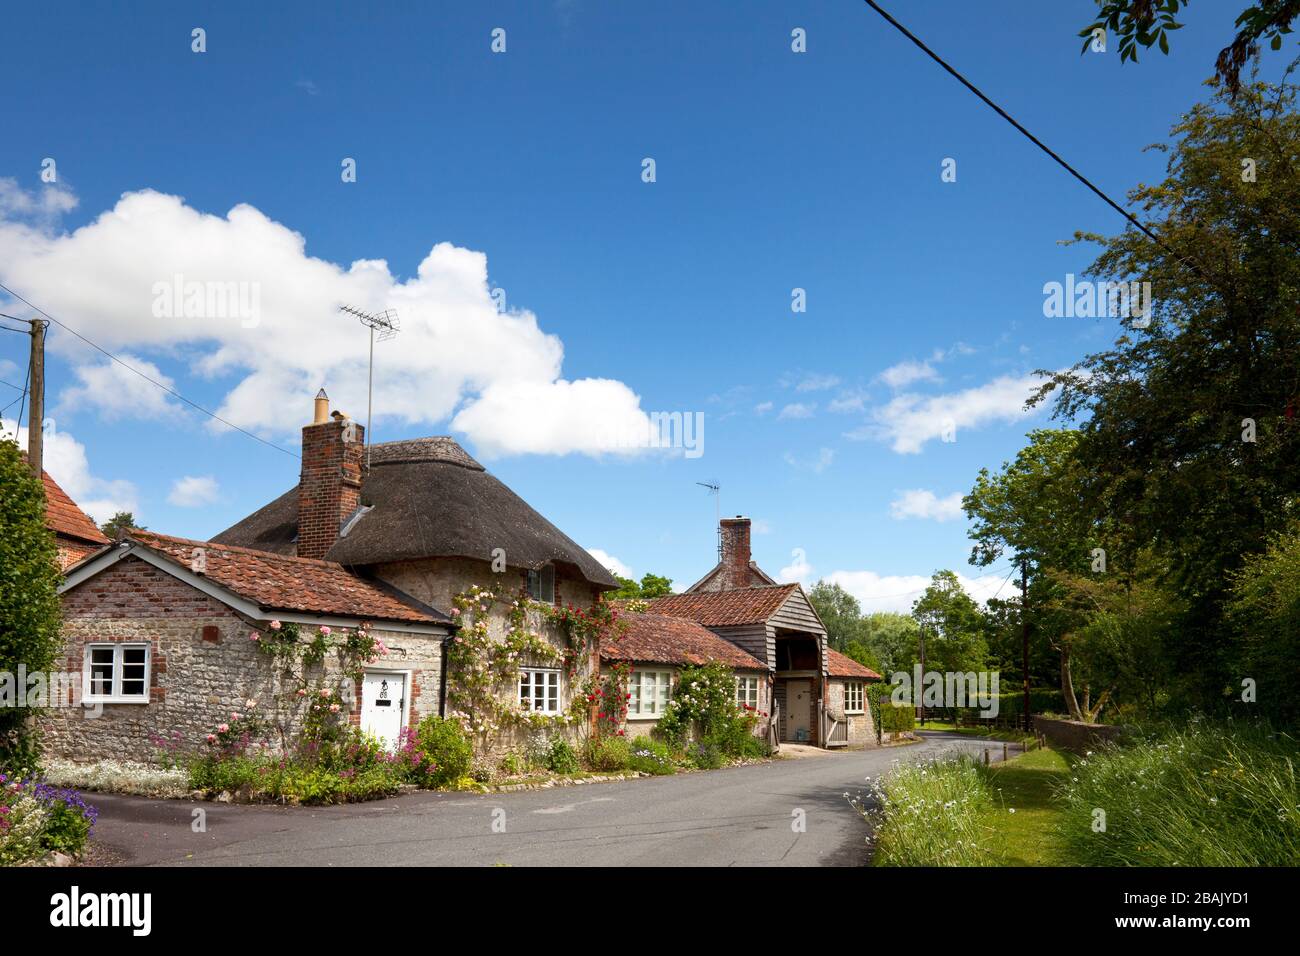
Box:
[1079, 1, 1299, 92]
[99, 511, 141, 540]
[0, 439, 63, 766]
[609, 572, 673, 600]
[1032, 71, 1300, 712]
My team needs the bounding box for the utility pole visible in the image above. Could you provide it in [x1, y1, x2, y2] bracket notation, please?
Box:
[917, 624, 926, 728]
[1021, 560, 1031, 733]
[27, 319, 46, 478]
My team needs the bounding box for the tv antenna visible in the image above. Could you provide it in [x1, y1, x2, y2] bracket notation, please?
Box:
[696, 480, 721, 557]
[339, 304, 400, 468]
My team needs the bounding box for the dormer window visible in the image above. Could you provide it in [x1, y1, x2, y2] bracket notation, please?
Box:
[527, 564, 556, 603]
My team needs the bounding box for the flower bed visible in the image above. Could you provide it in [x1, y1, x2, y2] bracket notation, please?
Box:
[0, 772, 98, 865]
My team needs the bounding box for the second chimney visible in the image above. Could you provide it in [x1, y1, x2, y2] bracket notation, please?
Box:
[719, 516, 752, 590]
[297, 389, 364, 560]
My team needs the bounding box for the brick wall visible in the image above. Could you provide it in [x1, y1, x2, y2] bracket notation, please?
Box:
[56, 536, 102, 572]
[45, 556, 444, 763]
[297, 418, 365, 560]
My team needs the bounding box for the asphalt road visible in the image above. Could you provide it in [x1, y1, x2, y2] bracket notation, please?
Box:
[86, 733, 1014, 867]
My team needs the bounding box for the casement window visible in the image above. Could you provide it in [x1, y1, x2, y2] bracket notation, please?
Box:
[735, 675, 760, 709]
[628, 669, 672, 718]
[84, 643, 150, 703]
[844, 681, 865, 715]
[526, 564, 556, 603]
[519, 668, 560, 714]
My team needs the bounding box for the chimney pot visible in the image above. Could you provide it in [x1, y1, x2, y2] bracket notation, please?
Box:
[314, 389, 330, 425]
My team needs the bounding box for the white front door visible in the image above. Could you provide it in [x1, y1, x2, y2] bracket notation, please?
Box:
[786, 680, 811, 741]
[361, 671, 406, 751]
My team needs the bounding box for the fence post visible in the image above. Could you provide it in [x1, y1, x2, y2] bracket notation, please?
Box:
[983, 748, 989, 766]
[1002, 742, 1008, 762]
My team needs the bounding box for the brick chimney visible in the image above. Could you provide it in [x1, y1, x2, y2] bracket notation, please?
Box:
[297, 389, 364, 560]
[719, 516, 752, 590]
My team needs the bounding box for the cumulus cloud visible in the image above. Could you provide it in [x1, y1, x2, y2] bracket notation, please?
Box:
[0, 178, 78, 228]
[58, 354, 182, 421]
[826, 568, 1018, 614]
[586, 548, 632, 579]
[890, 489, 965, 522]
[852, 373, 1048, 454]
[1, 417, 138, 523]
[0, 186, 656, 457]
[168, 475, 220, 507]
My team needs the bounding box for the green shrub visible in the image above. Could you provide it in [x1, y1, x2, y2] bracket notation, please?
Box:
[0, 440, 63, 768]
[687, 740, 725, 769]
[584, 736, 631, 771]
[545, 737, 580, 774]
[628, 736, 677, 775]
[1058, 720, 1300, 866]
[880, 704, 916, 734]
[415, 715, 472, 787]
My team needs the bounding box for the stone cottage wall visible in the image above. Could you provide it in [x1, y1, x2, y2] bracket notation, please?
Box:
[827, 678, 878, 747]
[45, 556, 445, 763]
[375, 556, 605, 760]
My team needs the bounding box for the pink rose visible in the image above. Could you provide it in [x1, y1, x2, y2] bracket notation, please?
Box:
[217, 723, 229, 733]
[319, 626, 331, 636]
[269, 620, 281, 630]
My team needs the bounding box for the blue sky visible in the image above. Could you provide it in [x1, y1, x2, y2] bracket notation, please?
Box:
[0, 1, 1283, 610]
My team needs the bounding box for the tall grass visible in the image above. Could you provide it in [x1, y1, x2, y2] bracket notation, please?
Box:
[1057, 719, 1300, 866]
[861, 755, 994, 866]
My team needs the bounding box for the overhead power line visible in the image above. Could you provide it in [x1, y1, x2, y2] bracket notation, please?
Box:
[0, 282, 299, 459]
[861, 0, 1214, 287]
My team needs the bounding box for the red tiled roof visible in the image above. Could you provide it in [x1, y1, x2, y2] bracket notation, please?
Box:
[40, 470, 109, 546]
[126, 530, 444, 625]
[826, 647, 882, 680]
[649, 584, 799, 627]
[601, 611, 766, 670]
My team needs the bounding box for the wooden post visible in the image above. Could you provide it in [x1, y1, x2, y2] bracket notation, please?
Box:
[983, 748, 989, 766]
[27, 319, 46, 478]
[1003, 741, 1008, 761]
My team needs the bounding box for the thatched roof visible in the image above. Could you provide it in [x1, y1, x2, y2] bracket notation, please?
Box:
[212, 437, 618, 589]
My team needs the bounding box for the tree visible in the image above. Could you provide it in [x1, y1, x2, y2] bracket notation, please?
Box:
[807, 580, 868, 651]
[910, 571, 988, 675]
[1032, 71, 1300, 710]
[1078, 1, 1299, 93]
[861, 612, 920, 676]
[1227, 522, 1300, 724]
[100, 511, 142, 540]
[0, 439, 63, 766]
[609, 572, 673, 600]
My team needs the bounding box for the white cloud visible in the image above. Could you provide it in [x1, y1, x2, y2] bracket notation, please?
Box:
[0, 178, 78, 228]
[827, 389, 869, 414]
[877, 359, 939, 389]
[777, 402, 815, 420]
[854, 373, 1048, 454]
[58, 354, 182, 421]
[794, 373, 840, 393]
[168, 475, 220, 507]
[826, 568, 1018, 614]
[779, 547, 814, 584]
[0, 187, 656, 457]
[783, 447, 835, 473]
[1, 417, 138, 523]
[751, 518, 772, 535]
[890, 489, 965, 522]
[754, 401, 773, 416]
[586, 547, 632, 579]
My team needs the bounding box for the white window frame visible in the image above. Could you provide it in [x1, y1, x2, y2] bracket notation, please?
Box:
[83, 642, 151, 704]
[735, 675, 760, 709]
[628, 669, 673, 719]
[844, 681, 865, 715]
[519, 668, 561, 714]
[527, 564, 556, 603]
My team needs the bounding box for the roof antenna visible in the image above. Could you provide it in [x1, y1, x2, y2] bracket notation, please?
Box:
[696, 480, 721, 560]
[338, 305, 400, 469]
